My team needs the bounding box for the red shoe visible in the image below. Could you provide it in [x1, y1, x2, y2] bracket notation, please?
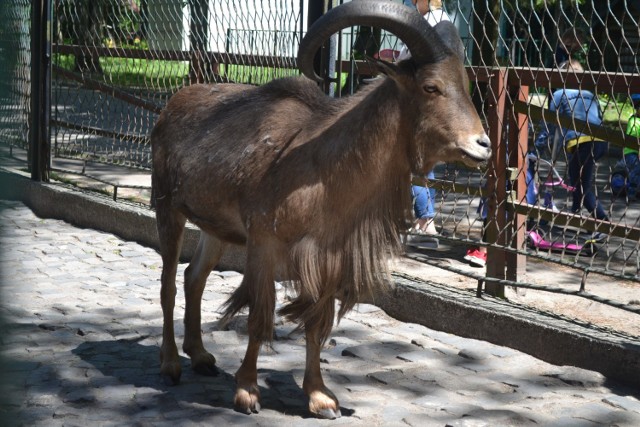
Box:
[465, 248, 486, 267]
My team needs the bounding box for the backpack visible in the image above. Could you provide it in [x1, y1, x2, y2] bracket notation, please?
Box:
[611, 155, 640, 198]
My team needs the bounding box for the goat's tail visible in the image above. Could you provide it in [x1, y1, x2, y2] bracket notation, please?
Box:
[219, 284, 250, 332]
[219, 278, 277, 343]
[277, 292, 336, 346]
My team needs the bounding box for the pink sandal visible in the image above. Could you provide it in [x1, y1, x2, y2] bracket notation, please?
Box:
[527, 230, 583, 253]
[542, 179, 575, 192]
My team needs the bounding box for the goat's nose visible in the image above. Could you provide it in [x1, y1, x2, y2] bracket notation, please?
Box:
[477, 134, 491, 149]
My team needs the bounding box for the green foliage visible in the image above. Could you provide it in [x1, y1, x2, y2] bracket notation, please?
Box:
[600, 96, 637, 125]
[530, 0, 585, 9]
[500, 0, 586, 11]
[53, 53, 74, 70]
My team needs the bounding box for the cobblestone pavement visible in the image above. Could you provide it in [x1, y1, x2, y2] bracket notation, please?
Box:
[1, 200, 640, 427]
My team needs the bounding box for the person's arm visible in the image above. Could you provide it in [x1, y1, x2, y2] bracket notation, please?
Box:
[534, 121, 552, 154]
[533, 93, 558, 154]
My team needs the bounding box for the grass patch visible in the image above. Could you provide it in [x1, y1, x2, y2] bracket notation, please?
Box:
[101, 56, 189, 89]
[53, 51, 300, 89]
[220, 63, 298, 85]
[602, 99, 636, 125]
[53, 53, 190, 89]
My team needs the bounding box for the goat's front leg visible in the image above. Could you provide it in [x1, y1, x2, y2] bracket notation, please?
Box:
[183, 232, 226, 376]
[304, 298, 341, 419]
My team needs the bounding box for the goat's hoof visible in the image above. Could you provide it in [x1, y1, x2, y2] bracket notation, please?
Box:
[234, 385, 261, 414]
[317, 408, 341, 419]
[191, 352, 218, 376]
[309, 389, 341, 419]
[160, 361, 182, 386]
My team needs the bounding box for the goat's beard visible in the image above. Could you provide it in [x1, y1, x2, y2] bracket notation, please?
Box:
[410, 131, 441, 175]
[408, 145, 427, 175]
[410, 151, 437, 176]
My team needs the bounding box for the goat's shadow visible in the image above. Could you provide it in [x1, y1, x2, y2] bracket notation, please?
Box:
[72, 338, 354, 419]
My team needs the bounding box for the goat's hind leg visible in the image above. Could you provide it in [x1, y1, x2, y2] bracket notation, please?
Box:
[156, 202, 187, 385]
[183, 231, 227, 376]
[304, 298, 341, 419]
[231, 248, 276, 414]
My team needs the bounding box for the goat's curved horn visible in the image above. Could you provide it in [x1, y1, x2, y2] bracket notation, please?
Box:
[434, 21, 465, 62]
[298, 0, 450, 82]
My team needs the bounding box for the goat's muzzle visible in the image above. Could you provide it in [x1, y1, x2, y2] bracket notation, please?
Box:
[459, 133, 491, 167]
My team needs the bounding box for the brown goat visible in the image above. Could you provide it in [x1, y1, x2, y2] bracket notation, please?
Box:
[151, 0, 490, 419]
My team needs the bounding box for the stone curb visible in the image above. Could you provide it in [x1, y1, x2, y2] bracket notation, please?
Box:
[2, 167, 639, 388]
[379, 275, 640, 388]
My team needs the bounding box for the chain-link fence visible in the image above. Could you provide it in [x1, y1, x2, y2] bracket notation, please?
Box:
[325, 1, 640, 311]
[48, 0, 303, 168]
[0, 0, 639, 320]
[0, 1, 31, 153]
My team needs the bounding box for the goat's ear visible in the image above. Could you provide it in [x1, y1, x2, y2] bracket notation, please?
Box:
[369, 56, 401, 79]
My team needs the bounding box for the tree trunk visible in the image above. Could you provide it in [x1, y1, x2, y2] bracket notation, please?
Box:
[189, 0, 218, 83]
[139, 0, 148, 39]
[73, 0, 104, 74]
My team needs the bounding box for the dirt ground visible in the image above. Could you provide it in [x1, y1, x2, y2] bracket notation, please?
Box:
[394, 247, 640, 340]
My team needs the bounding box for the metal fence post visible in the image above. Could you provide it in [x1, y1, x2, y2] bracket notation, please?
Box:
[306, 0, 329, 92]
[29, 0, 51, 182]
[506, 82, 529, 281]
[484, 67, 509, 298]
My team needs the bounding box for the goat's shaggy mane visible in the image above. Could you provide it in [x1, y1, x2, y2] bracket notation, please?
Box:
[219, 78, 413, 343]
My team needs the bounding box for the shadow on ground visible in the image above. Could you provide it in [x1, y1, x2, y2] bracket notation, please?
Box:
[71, 339, 358, 420]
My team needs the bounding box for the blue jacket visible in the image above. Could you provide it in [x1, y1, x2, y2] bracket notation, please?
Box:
[534, 89, 603, 152]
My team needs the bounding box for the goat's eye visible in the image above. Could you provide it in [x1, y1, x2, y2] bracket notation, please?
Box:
[423, 85, 439, 94]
